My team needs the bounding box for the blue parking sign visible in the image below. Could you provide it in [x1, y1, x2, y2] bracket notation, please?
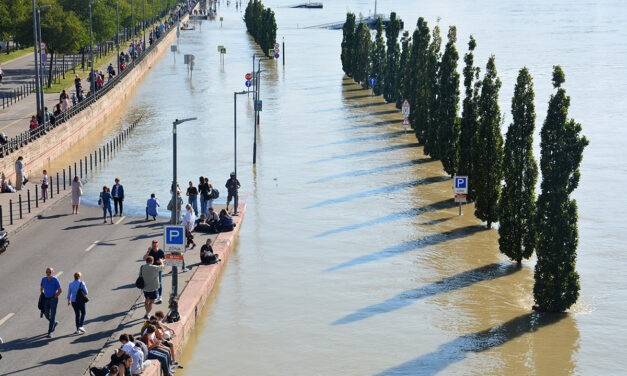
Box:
[454, 176, 468, 194]
[164, 225, 185, 253]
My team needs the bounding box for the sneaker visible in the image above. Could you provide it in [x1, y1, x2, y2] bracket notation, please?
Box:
[46, 333, 52, 338]
[143, 314, 149, 320]
[103, 220, 107, 224]
[52, 321, 58, 332]
[145, 217, 149, 221]
[155, 298, 162, 304]
[75, 330, 81, 334]
[181, 267, 190, 273]
[78, 327, 86, 333]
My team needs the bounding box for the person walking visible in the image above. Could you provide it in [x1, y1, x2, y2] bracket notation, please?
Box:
[67, 272, 88, 334]
[40, 267, 62, 338]
[168, 190, 183, 223]
[41, 170, 49, 200]
[140, 256, 163, 319]
[15, 156, 24, 191]
[182, 204, 196, 249]
[144, 240, 165, 304]
[100, 186, 113, 224]
[225, 172, 240, 214]
[198, 176, 208, 217]
[146, 193, 160, 221]
[204, 177, 215, 214]
[112, 177, 125, 216]
[71, 176, 83, 214]
[186, 181, 198, 216]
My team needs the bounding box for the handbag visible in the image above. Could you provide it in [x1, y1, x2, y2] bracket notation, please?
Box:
[76, 282, 89, 303]
[98, 195, 103, 207]
[135, 265, 145, 289]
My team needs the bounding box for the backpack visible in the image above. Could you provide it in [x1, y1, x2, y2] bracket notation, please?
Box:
[210, 188, 219, 199]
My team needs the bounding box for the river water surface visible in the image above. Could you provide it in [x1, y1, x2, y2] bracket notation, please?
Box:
[51, 0, 627, 374]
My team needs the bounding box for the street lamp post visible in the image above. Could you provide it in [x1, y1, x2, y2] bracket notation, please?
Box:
[36, 7, 45, 121]
[116, 0, 120, 77]
[31, 0, 41, 121]
[233, 91, 247, 215]
[143, 0, 146, 49]
[167, 117, 196, 324]
[89, 1, 95, 97]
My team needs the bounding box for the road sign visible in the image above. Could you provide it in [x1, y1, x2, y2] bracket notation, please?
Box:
[217, 45, 224, 52]
[220, 47, 227, 54]
[402, 99, 410, 117]
[41, 53, 47, 62]
[403, 118, 409, 130]
[269, 49, 275, 56]
[170, 45, 177, 52]
[369, 77, 376, 86]
[163, 225, 185, 253]
[453, 176, 468, 194]
[245, 80, 252, 87]
[274, 53, 280, 59]
[40, 42, 46, 50]
[274, 42, 280, 50]
[164, 253, 184, 267]
[454, 194, 467, 203]
[245, 72, 252, 80]
[255, 99, 263, 111]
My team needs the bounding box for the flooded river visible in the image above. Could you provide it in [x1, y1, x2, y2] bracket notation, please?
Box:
[52, 0, 627, 374]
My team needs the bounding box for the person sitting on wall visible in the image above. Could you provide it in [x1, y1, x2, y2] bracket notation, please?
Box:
[217, 209, 234, 232]
[200, 238, 220, 265]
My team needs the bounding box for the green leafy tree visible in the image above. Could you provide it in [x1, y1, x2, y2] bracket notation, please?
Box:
[436, 25, 460, 175]
[383, 12, 400, 103]
[341, 12, 356, 76]
[396, 31, 411, 108]
[422, 24, 442, 158]
[3, 0, 34, 51]
[498, 67, 538, 264]
[370, 17, 386, 94]
[409, 18, 430, 143]
[352, 21, 371, 87]
[458, 35, 481, 200]
[533, 66, 588, 312]
[474, 55, 503, 228]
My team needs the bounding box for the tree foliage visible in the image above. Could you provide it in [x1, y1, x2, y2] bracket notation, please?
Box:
[244, 0, 277, 57]
[370, 18, 386, 94]
[498, 67, 538, 264]
[423, 24, 442, 158]
[341, 12, 356, 77]
[396, 31, 411, 108]
[533, 66, 588, 312]
[474, 55, 503, 228]
[383, 12, 400, 103]
[409, 18, 431, 143]
[352, 22, 371, 87]
[458, 35, 481, 199]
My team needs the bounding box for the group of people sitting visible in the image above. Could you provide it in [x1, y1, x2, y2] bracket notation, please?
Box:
[193, 207, 235, 234]
[93, 311, 181, 376]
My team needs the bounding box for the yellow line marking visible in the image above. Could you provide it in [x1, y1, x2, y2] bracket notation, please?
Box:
[0, 114, 31, 131]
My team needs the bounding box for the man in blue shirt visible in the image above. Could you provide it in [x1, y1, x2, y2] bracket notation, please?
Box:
[40, 267, 62, 338]
[112, 177, 125, 216]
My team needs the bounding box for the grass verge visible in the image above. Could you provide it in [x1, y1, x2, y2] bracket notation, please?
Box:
[0, 48, 35, 64]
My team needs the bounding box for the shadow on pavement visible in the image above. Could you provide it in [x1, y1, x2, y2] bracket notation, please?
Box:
[85, 310, 128, 325]
[111, 283, 136, 291]
[37, 213, 71, 220]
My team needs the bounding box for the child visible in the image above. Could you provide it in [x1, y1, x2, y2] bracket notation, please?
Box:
[41, 170, 49, 200]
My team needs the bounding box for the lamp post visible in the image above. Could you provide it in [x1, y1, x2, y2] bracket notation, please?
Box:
[88, 1, 95, 97]
[233, 91, 247, 215]
[116, 0, 120, 77]
[35, 4, 51, 125]
[167, 117, 196, 324]
[142, 0, 146, 49]
[31, 0, 41, 121]
[131, 0, 134, 38]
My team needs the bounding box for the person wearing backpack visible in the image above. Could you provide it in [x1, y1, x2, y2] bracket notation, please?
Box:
[67, 272, 88, 334]
[205, 177, 218, 212]
[225, 172, 240, 214]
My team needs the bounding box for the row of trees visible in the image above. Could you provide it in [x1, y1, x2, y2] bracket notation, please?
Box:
[341, 14, 588, 313]
[243, 0, 276, 57]
[0, 0, 176, 57]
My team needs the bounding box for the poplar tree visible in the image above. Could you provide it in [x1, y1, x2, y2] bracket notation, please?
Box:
[396, 31, 411, 108]
[352, 22, 371, 87]
[341, 12, 356, 77]
[383, 12, 401, 103]
[436, 26, 460, 175]
[498, 67, 538, 264]
[370, 18, 386, 94]
[458, 36, 481, 200]
[423, 24, 442, 158]
[533, 66, 588, 312]
[409, 18, 431, 143]
[473, 55, 503, 229]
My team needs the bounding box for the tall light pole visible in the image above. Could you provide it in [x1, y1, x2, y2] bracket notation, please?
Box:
[142, 0, 146, 49]
[89, 1, 95, 96]
[167, 117, 196, 324]
[116, 0, 120, 77]
[233, 91, 247, 215]
[36, 4, 50, 124]
[31, 0, 41, 121]
[131, 0, 134, 39]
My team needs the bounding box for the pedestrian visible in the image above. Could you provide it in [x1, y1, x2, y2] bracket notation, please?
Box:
[182, 204, 196, 249]
[146, 193, 160, 221]
[198, 176, 208, 217]
[100, 186, 113, 224]
[143, 240, 165, 304]
[140, 256, 164, 319]
[71, 176, 83, 214]
[41, 169, 49, 200]
[67, 272, 88, 334]
[186, 181, 198, 216]
[200, 238, 220, 264]
[15, 156, 24, 191]
[112, 177, 125, 216]
[167, 191, 183, 223]
[225, 172, 240, 213]
[60, 90, 69, 111]
[205, 177, 215, 212]
[40, 267, 62, 338]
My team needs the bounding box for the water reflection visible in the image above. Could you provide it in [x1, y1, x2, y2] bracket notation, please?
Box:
[308, 142, 421, 164]
[308, 158, 431, 184]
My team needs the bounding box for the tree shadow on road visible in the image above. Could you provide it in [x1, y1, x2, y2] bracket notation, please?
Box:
[37, 213, 71, 220]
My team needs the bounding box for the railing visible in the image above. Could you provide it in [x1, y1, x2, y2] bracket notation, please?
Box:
[0, 116, 142, 230]
[0, 6, 189, 158]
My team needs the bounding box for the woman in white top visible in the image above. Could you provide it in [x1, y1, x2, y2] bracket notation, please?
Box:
[182, 204, 196, 249]
[41, 169, 49, 200]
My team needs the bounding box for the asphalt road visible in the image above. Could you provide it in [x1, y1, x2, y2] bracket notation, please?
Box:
[0, 197, 169, 375]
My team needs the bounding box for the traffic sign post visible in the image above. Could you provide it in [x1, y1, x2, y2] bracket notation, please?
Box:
[402, 99, 410, 118]
[163, 225, 185, 253]
[164, 253, 184, 268]
[369, 77, 376, 95]
[453, 176, 469, 216]
[402, 118, 409, 132]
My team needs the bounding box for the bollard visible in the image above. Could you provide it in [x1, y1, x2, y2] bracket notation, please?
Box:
[74, 162, 77, 178]
[19, 194, 23, 219]
[90, 154, 93, 170]
[9, 200, 13, 225]
[99, 148, 102, 162]
[55, 174, 58, 196]
[63, 169, 66, 190]
[68, 165, 72, 180]
[0, 205, 3, 230]
[27, 189, 31, 213]
[80, 159, 83, 178]
[85, 156, 88, 174]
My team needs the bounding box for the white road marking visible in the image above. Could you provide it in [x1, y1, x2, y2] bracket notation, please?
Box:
[85, 241, 100, 252]
[115, 216, 125, 225]
[0, 313, 15, 327]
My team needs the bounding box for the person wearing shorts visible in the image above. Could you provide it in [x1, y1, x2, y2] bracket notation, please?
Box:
[140, 256, 163, 319]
